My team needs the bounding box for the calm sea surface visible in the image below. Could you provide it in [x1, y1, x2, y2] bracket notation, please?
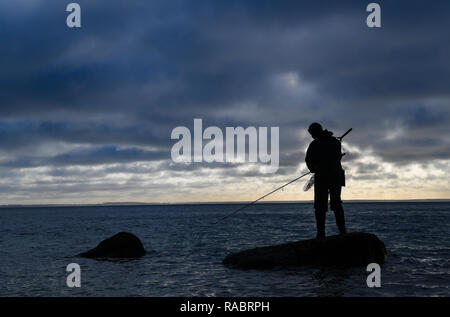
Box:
[0, 202, 449, 296]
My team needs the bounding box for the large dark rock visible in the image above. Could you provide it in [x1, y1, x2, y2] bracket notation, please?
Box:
[223, 232, 386, 269]
[79, 232, 146, 258]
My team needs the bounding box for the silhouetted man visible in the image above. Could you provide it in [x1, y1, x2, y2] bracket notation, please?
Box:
[305, 122, 346, 239]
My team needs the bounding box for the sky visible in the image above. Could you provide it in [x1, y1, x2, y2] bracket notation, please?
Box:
[1, 0, 450, 204]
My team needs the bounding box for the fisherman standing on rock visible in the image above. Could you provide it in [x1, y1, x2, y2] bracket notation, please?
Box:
[305, 122, 347, 239]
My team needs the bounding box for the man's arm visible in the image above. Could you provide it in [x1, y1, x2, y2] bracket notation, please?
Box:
[305, 142, 316, 173]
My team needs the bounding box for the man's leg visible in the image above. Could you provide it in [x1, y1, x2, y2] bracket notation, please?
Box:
[314, 181, 328, 239]
[330, 185, 346, 234]
[314, 210, 326, 239]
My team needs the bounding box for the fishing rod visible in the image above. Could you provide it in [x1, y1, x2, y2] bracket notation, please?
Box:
[337, 128, 352, 141]
[215, 127, 353, 223]
[215, 171, 311, 223]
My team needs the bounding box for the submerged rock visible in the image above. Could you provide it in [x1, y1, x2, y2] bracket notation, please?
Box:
[223, 232, 386, 269]
[79, 232, 146, 259]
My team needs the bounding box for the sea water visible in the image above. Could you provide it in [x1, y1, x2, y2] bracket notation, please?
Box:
[0, 202, 449, 296]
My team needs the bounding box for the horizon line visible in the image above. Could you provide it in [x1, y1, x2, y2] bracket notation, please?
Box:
[1, 198, 450, 208]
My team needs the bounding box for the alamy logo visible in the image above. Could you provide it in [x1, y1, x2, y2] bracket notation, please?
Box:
[171, 119, 279, 173]
[366, 3, 381, 28]
[66, 3, 81, 28]
[366, 263, 381, 287]
[66, 263, 81, 288]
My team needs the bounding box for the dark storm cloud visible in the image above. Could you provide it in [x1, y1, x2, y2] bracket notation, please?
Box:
[0, 145, 168, 168]
[1, 0, 450, 184]
[0, 120, 172, 151]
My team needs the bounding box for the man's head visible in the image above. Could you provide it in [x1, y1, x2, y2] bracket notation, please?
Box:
[308, 122, 323, 139]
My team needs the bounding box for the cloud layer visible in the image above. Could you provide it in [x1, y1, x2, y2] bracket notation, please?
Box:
[1, 0, 450, 203]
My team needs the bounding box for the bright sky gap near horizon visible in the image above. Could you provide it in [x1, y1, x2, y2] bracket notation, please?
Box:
[1, 1, 450, 204]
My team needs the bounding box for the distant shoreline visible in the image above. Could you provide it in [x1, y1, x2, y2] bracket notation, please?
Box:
[1, 199, 449, 208]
